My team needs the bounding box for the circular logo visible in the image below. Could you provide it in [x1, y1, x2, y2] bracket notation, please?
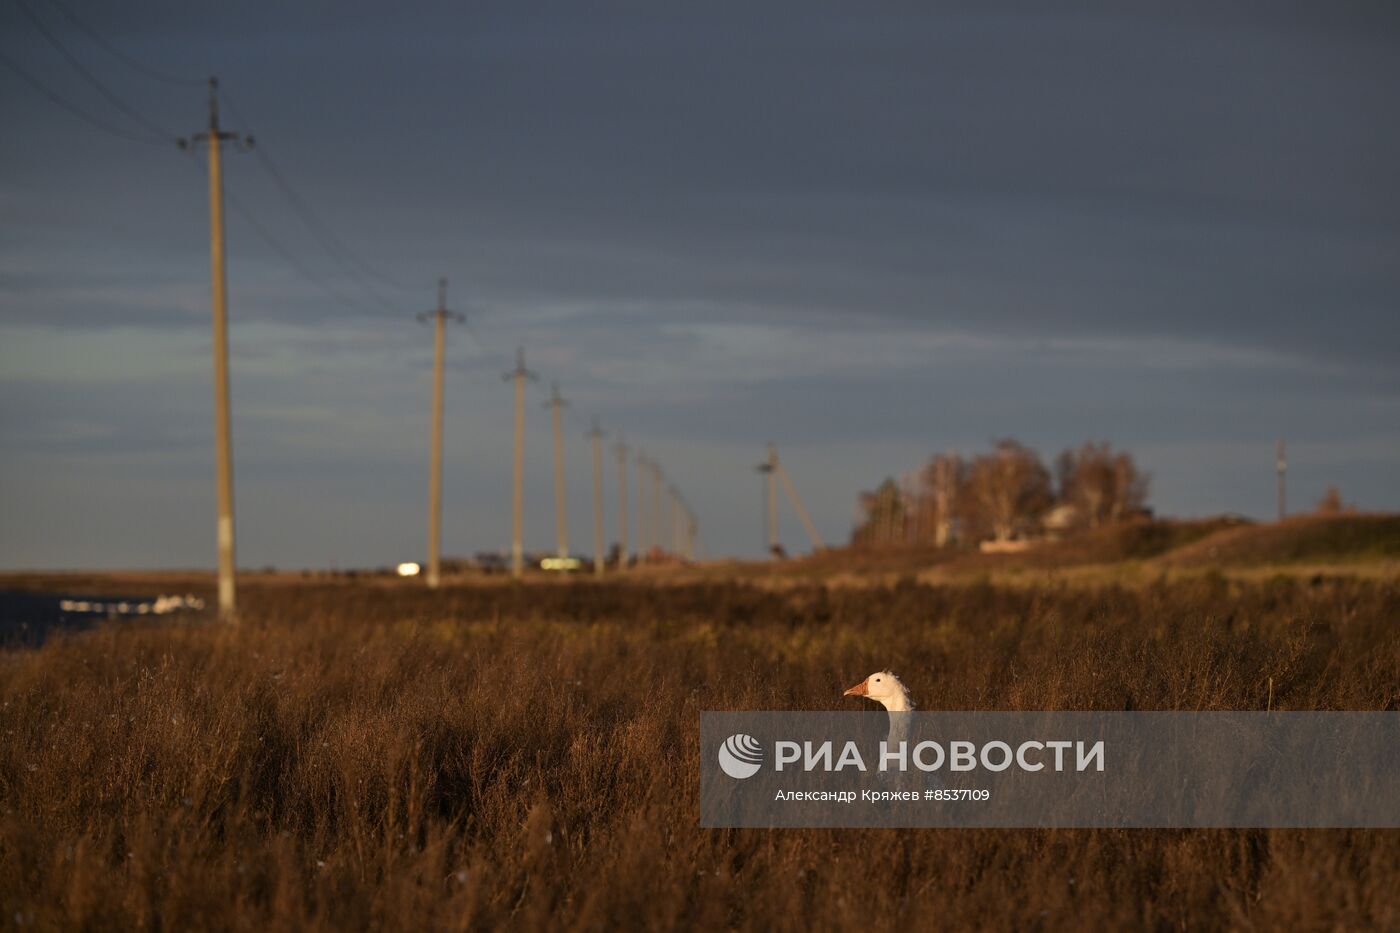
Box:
[718, 733, 763, 779]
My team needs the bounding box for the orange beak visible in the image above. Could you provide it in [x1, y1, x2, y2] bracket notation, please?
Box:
[843, 678, 869, 698]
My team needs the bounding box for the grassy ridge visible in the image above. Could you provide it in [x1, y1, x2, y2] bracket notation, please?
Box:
[771, 514, 1400, 581]
[1, 579, 1398, 930]
[1162, 515, 1400, 567]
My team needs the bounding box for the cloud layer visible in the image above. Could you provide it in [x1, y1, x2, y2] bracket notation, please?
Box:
[2, 2, 1397, 566]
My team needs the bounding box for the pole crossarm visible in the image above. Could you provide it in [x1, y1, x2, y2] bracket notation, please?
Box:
[417, 278, 465, 325]
[501, 348, 538, 384]
[178, 78, 252, 152]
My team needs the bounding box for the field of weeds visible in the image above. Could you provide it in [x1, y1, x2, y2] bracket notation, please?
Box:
[2, 577, 1398, 930]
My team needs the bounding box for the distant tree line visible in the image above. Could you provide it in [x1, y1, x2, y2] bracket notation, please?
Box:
[853, 440, 1150, 548]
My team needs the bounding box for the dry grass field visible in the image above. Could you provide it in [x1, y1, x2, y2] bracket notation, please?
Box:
[2, 576, 1398, 930]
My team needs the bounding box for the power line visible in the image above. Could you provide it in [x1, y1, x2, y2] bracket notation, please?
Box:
[223, 186, 383, 317]
[459, 318, 515, 369]
[40, 0, 204, 87]
[220, 91, 420, 297]
[0, 46, 166, 145]
[183, 152, 382, 316]
[12, 0, 179, 141]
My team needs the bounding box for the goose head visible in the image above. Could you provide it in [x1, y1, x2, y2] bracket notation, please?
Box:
[842, 670, 914, 712]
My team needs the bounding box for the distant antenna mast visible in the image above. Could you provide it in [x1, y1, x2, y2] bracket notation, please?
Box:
[1276, 438, 1287, 522]
[417, 278, 463, 589]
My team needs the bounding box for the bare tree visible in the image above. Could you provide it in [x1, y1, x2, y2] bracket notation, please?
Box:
[920, 453, 963, 546]
[1314, 486, 1354, 516]
[1056, 442, 1149, 528]
[960, 440, 1052, 543]
[853, 478, 906, 547]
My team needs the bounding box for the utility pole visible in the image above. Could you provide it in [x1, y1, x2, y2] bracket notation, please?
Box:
[1276, 438, 1287, 522]
[615, 436, 629, 570]
[180, 77, 250, 622]
[502, 348, 536, 578]
[651, 461, 665, 558]
[757, 444, 778, 556]
[589, 419, 605, 576]
[756, 443, 824, 556]
[635, 453, 649, 561]
[668, 485, 681, 556]
[417, 278, 463, 589]
[544, 383, 570, 560]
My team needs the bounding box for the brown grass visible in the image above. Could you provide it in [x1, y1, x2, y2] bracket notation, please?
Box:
[2, 578, 1398, 930]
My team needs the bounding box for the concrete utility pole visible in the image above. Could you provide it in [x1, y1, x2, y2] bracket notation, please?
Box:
[502, 348, 536, 578]
[650, 461, 665, 557]
[544, 383, 570, 560]
[180, 77, 249, 622]
[1276, 439, 1287, 522]
[635, 453, 649, 561]
[757, 443, 824, 555]
[668, 485, 681, 556]
[615, 436, 629, 569]
[417, 278, 463, 589]
[589, 419, 605, 576]
[758, 444, 778, 555]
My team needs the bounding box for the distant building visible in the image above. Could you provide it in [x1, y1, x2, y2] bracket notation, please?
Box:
[1041, 503, 1080, 540]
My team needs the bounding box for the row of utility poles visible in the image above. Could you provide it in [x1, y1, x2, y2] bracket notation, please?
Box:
[186, 76, 769, 619]
[481, 351, 698, 585]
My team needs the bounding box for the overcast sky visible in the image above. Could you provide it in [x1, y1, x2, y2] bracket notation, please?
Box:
[2, 1, 1397, 568]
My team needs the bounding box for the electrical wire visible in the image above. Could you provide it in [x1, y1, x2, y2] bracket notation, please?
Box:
[224, 188, 383, 317]
[40, 0, 204, 87]
[182, 152, 382, 316]
[12, 0, 179, 142]
[220, 91, 421, 298]
[459, 318, 516, 370]
[0, 45, 168, 145]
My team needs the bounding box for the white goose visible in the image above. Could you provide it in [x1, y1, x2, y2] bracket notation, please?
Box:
[843, 670, 921, 785]
[842, 670, 915, 711]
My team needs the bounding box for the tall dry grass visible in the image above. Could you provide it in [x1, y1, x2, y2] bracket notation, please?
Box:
[1, 577, 1397, 930]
